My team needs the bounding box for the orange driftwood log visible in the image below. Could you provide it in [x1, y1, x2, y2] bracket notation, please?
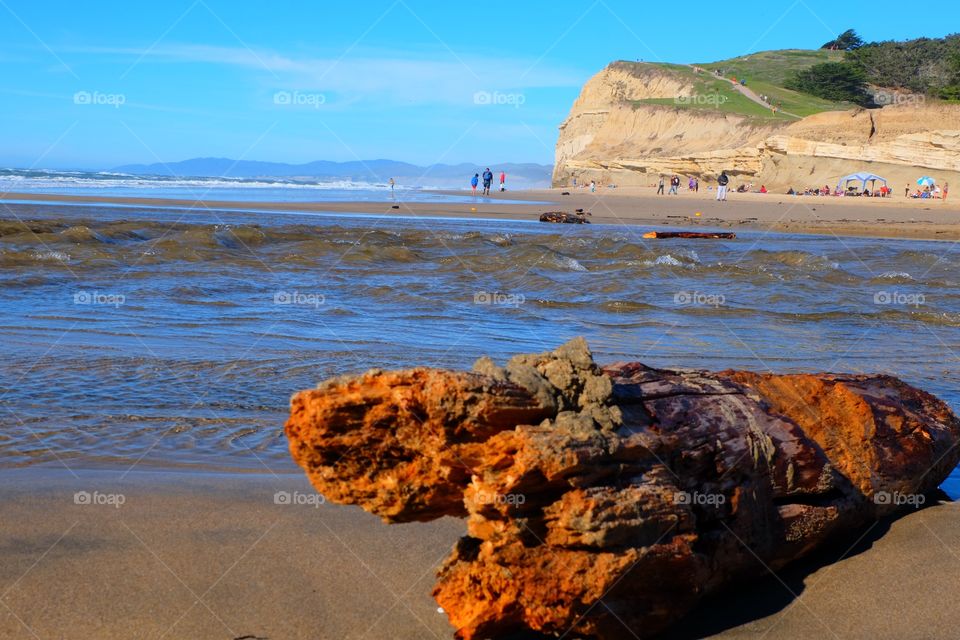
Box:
[285, 339, 960, 639]
[641, 231, 736, 239]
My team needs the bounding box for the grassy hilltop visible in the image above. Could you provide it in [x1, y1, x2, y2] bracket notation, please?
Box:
[617, 32, 960, 122]
[619, 49, 853, 122]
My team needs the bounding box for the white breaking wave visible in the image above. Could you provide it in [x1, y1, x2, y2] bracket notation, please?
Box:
[0, 169, 436, 192]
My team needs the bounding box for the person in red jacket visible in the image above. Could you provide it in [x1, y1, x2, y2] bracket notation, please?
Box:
[499, 171, 506, 192]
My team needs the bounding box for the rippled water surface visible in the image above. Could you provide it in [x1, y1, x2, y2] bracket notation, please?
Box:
[1, 203, 958, 491]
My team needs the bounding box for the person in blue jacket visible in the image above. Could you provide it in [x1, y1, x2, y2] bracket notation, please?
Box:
[482, 168, 494, 195]
[471, 173, 479, 194]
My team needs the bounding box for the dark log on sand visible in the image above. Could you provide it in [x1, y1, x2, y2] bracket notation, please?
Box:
[540, 211, 590, 224]
[642, 231, 736, 239]
[285, 339, 960, 639]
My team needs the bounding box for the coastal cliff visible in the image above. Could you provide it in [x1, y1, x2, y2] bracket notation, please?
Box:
[554, 61, 960, 190]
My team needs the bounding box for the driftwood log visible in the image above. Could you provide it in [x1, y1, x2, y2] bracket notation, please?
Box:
[285, 339, 960, 639]
[642, 231, 736, 239]
[540, 211, 590, 224]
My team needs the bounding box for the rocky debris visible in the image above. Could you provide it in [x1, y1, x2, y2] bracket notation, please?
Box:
[285, 339, 960, 639]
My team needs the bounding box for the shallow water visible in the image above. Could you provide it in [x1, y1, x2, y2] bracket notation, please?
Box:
[1, 203, 958, 491]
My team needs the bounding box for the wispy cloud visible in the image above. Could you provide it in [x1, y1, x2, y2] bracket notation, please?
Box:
[64, 43, 584, 106]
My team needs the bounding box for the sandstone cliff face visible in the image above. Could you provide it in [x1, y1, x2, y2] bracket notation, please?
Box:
[554, 63, 960, 190]
[757, 105, 960, 189]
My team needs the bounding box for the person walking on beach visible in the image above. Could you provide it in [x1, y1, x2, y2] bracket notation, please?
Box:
[499, 170, 506, 192]
[668, 175, 679, 195]
[471, 173, 479, 194]
[657, 175, 665, 195]
[944, 182, 950, 202]
[482, 168, 494, 196]
[389, 177, 395, 193]
[716, 171, 730, 201]
[905, 184, 910, 198]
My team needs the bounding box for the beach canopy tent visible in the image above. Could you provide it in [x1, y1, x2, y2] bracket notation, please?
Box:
[837, 172, 888, 192]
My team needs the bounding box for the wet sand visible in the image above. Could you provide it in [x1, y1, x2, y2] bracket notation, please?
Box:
[3, 187, 960, 241]
[1, 468, 958, 639]
[0, 468, 463, 640]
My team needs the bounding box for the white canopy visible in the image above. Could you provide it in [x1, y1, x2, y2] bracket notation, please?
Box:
[837, 172, 887, 191]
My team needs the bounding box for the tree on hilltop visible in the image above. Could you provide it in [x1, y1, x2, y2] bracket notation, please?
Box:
[822, 29, 865, 51]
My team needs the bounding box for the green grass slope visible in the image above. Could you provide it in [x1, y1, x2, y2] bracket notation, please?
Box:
[616, 49, 854, 122]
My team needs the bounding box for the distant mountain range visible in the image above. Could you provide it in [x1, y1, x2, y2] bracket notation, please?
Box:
[112, 157, 554, 188]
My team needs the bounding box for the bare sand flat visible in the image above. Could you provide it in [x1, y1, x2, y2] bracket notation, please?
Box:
[0, 468, 463, 640]
[4, 187, 960, 241]
[1, 468, 958, 639]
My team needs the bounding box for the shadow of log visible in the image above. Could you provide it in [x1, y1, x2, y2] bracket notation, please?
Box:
[669, 491, 952, 639]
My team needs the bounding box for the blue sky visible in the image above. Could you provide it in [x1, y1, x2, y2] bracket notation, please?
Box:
[0, 0, 954, 169]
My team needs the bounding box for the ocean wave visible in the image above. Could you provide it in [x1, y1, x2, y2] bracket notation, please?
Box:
[0, 168, 430, 192]
[647, 254, 683, 266]
[744, 249, 840, 271]
[874, 271, 914, 281]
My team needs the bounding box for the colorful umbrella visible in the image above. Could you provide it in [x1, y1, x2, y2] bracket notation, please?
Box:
[917, 176, 936, 186]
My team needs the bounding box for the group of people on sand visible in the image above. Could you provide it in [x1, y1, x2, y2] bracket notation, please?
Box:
[907, 183, 949, 200]
[656, 175, 700, 195]
[779, 181, 950, 200]
[656, 173, 739, 199]
[650, 172, 736, 201]
[786, 185, 840, 196]
[571, 177, 615, 192]
[470, 168, 506, 195]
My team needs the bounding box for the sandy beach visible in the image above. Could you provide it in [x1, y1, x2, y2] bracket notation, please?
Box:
[4, 186, 960, 241]
[0, 468, 958, 639]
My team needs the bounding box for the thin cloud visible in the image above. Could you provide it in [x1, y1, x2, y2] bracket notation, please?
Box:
[63, 42, 585, 105]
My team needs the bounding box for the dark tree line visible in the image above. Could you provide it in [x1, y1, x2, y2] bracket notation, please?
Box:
[786, 62, 871, 105]
[791, 30, 960, 105]
[847, 34, 960, 97]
